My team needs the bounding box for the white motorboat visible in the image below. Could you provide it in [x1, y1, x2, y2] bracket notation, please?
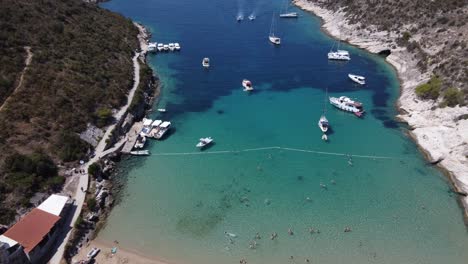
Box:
[269, 14, 281, 45]
[157, 43, 164, 51]
[168, 43, 175, 51]
[328, 48, 350, 61]
[148, 42, 157, 52]
[248, 14, 256, 20]
[237, 15, 243, 22]
[130, 150, 150, 156]
[329, 96, 364, 117]
[279, 12, 298, 18]
[174, 43, 181, 51]
[242, 79, 254, 91]
[134, 135, 147, 149]
[157, 108, 167, 113]
[318, 115, 329, 133]
[202, 57, 210, 68]
[348, 74, 366, 85]
[196, 137, 214, 148]
[163, 44, 169, 51]
[155, 121, 171, 139]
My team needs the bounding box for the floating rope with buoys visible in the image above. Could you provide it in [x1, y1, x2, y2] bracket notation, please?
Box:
[149, 146, 403, 160]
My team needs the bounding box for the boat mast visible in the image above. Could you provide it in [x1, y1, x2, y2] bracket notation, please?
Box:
[270, 13, 275, 37]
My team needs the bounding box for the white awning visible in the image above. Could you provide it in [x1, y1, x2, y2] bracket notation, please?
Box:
[37, 194, 69, 216]
[151, 120, 162, 127]
[160, 121, 171, 128]
[143, 118, 153, 126]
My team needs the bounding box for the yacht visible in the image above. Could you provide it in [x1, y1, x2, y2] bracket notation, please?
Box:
[141, 118, 153, 136]
[348, 74, 366, 85]
[269, 14, 281, 45]
[163, 44, 169, 51]
[149, 119, 162, 138]
[248, 14, 256, 20]
[157, 43, 164, 51]
[168, 43, 175, 51]
[154, 121, 171, 139]
[279, 12, 298, 18]
[329, 96, 364, 117]
[237, 15, 243, 22]
[328, 49, 350, 61]
[196, 137, 214, 149]
[174, 43, 181, 51]
[242, 79, 254, 91]
[202, 57, 210, 68]
[318, 115, 329, 133]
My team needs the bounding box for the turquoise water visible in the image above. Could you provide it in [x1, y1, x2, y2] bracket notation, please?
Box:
[99, 0, 468, 263]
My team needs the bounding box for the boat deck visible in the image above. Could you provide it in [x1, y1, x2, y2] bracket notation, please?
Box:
[121, 122, 144, 154]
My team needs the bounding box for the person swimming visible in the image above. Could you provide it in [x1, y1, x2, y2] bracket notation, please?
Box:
[288, 228, 294, 235]
[255, 232, 261, 240]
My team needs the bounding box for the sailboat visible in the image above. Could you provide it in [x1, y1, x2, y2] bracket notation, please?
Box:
[318, 89, 330, 134]
[328, 39, 350, 60]
[279, 0, 298, 18]
[269, 14, 281, 45]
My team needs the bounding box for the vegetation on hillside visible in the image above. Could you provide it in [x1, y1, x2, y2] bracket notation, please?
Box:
[0, 0, 140, 225]
[310, 0, 467, 106]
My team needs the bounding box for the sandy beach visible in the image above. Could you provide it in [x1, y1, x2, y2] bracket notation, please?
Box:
[293, 0, 468, 219]
[72, 239, 172, 264]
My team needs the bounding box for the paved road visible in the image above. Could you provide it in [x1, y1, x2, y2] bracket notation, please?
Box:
[49, 51, 141, 264]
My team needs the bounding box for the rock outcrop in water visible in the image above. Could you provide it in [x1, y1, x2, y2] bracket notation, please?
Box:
[293, 0, 468, 218]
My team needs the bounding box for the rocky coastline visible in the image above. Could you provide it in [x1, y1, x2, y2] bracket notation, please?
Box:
[293, 0, 468, 219]
[65, 22, 161, 262]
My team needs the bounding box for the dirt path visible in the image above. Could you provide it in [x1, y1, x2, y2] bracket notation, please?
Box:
[0, 46, 33, 111]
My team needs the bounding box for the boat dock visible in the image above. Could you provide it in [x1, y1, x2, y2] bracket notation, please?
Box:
[121, 122, 144, 154]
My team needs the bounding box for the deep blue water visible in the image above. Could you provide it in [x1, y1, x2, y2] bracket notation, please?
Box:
[98, 0, 468, 263]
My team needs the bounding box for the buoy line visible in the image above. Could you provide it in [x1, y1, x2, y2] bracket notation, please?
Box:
[149, 146, 402, 160]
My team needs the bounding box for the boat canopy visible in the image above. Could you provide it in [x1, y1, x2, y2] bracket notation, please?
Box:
[143, 118, 153, 126]
[160, 121, 171, 128]
[151, 120, 162, 127]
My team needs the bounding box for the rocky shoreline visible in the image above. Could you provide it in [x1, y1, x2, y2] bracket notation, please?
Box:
[65, 22, 161, 262]
[293, 0, 468, 219]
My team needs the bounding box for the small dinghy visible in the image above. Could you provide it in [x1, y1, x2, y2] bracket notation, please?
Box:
[236, 15, 243, 22]
[242, 79, 254, 91]
[348, 74, 366, 85]
[248, 14, 256, 20]
[202, 57, 210, 68]
[157, 108, 166, 113]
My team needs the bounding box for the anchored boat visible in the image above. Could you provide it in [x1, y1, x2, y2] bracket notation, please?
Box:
[196, 137, 214, 149]
[269, 14, 281, 45]
[348, 74, 366, 85]
[318, 115, 329, 133]
[202, 57, 210, 68]
[248, 14, 256, 20]
[329, 96, 364, 117]
[237, 15, 243, 22]
[130, 150, 150, 156]
[242, 79, 254, 91]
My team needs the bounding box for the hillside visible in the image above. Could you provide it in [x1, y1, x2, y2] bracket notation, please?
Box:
[0, 0, 139, 224]
[305, 0, 467, 105]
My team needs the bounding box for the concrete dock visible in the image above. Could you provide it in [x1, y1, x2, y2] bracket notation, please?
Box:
[121, 122, 144, 154]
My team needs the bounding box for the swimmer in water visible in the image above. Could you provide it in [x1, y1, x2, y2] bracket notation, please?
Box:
[288, 228, 294, 235]
[331, 179, 336, 185]
[306, 196, 312, 202]
[255, 232, 261, 240]
[308, 227, 315, 234]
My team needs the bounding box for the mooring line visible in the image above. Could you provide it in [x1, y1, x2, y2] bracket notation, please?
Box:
[149, 146, 399, 160]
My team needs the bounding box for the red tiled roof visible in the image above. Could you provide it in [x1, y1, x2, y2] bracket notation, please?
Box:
[4, 208, 60, 253]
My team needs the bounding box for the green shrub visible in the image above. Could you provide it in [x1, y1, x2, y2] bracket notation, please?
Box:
[442, 87, 463, 107]
[88, 162, 101, 178]
[415, 76, 441, 100]
[86, 197, 97, 211]
[57, 131, 88, 162]
[95, 107, 113, 127]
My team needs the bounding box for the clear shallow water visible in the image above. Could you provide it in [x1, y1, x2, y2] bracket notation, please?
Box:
[100, 0, 468, 263]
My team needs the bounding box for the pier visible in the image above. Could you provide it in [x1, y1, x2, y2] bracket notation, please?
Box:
[121, 122, 144, 154]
